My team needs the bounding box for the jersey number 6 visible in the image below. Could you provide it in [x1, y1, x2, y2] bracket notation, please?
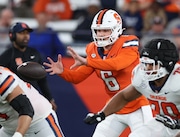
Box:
[100, 71, 120, 91]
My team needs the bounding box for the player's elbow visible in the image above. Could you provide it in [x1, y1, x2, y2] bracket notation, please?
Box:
[10, 94, 34, 118]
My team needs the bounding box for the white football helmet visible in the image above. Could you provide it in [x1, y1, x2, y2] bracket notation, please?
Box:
[139, 38, 179, 81]
[91, 9, 124, 47]
[140, 57, 169, 81]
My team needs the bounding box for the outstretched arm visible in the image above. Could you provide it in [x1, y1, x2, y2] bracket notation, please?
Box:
[43, 54, 64, 75]
[44, 46, 87, 74]
[84, 85, 141, 124]
[67, 46, 87, 69]
[101, 85, 141, 116]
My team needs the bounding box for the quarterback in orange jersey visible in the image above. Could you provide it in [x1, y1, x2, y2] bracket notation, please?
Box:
[44, 9, 153, 137]
[85, 38, 180, 137]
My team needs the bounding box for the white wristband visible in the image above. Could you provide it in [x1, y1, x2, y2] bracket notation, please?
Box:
[12, 132, 23, 137]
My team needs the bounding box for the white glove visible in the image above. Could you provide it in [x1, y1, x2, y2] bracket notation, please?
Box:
[12, 132, 23, 137]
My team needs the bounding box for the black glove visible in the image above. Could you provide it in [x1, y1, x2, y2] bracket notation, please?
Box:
[155, 114, 180, 129]
[84, 112, 105, 125]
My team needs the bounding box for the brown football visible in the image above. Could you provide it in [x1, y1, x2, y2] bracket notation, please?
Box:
[17, 61, 46, 81]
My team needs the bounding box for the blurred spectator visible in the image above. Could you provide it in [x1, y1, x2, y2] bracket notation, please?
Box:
[122, 0, 143, 38]
[9, 0, 34, 17]
[122, 0, 154, 15]
[166, 15, 180, 33]
[100, 0, 116, 10]
[167, 24, 180, 57]
[28, 12, 66, 60]
[0, 8, 14, 55]
[159, 0, 180, 22]
[165, 16, 180, 57]
[72, 0, 101, 43]
[140, 16, 167, 49]
[143, 1, 167, 32]
[33, 0, 73, 21]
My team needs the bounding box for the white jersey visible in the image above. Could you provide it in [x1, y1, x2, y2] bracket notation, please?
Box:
[0, 66, 52, 132]
[132, 63, 180, 119]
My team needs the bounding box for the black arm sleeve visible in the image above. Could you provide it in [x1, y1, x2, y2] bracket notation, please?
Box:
[34, 50, 53, 101]
[9, 94, 34, 118]
[37, 77, 53, 101]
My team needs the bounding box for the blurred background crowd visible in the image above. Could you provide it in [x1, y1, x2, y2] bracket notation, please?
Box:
[1, 0, 180, 58]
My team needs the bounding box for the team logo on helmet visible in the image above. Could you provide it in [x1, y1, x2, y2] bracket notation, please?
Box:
[142, 51, 149, 56]
[113, 13, 121, 23]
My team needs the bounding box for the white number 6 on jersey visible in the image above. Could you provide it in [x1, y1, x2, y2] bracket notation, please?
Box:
[100, 71, 120, 91]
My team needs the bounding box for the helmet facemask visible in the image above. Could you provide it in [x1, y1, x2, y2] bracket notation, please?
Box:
[140, 57, 169, 81]
[91, 9, 124, 47]
[92, 25, 122, 47]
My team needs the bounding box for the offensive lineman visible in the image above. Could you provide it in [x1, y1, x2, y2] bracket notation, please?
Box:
[0, 66, 64, 137]
[44, 9, 153, 137]
[84, 38, 180, 137]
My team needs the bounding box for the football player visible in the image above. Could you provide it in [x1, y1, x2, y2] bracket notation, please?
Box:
[44, 9, 153, 137]
[0, 66, 64, 137]
[84, 38, 180, 137]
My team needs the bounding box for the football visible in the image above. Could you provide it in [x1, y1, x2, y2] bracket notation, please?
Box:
[17, 61, 46, 81]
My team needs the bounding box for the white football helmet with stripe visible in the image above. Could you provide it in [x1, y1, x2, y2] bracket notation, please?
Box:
[91, 9, 124, 47]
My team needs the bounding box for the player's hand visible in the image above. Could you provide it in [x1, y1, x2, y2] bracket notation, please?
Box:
[50, 99, 57, 111]
[67, 46, 87, 69]
[43, 54, 64, 75]
[155, 114, 180, 129]
[84, 112, 105, 125]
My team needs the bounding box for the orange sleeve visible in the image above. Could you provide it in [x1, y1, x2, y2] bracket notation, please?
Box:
[87, 46, 139, 71]
[59, 65, 94, 84]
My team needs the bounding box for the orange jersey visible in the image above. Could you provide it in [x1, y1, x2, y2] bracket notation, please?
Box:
[60, 35, 149, 114]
